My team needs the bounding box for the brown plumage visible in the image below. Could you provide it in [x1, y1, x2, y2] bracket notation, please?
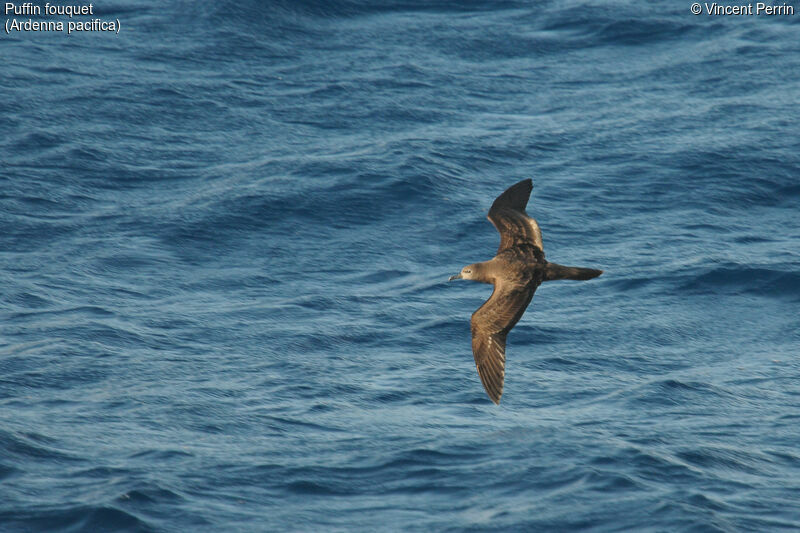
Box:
[449, 179, 603, 404]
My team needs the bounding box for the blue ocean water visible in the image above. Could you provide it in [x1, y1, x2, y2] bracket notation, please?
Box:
[2, 0, 800, 531]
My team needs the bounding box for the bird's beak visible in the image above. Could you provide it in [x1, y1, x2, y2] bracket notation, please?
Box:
[449, 273, 462, 281]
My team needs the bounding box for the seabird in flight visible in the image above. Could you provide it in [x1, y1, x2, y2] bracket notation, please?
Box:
[449, 179, 603, 404]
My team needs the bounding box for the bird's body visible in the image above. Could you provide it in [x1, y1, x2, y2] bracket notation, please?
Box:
[450, 179, 602, 404]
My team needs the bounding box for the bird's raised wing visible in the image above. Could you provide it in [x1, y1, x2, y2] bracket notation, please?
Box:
[470, 281, 536, 404]
[487, 178, 543, 254]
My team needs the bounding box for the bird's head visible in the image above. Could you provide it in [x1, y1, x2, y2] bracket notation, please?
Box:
[449, 263, 479, 281]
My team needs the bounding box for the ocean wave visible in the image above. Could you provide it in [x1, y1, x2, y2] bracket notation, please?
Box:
[203, 0, 526, 21]
[628, 378, 736, 408]
[679, 264, 800, 300]
[0, 505, 152, 533]
[0, 429, 82, 463]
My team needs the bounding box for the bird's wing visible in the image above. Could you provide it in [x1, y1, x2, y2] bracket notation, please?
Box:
[487, 179, 544, 254]
[470, 281, 536, 404]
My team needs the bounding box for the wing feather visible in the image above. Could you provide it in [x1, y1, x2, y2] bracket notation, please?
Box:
[487, 179, 544, 254]
[470, 282, 536, 404]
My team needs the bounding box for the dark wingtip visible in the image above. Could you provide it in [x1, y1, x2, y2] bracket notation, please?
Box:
[514, 178, 533, 195]
[490, 179, 534, 212]
[477, 364, 504, 405]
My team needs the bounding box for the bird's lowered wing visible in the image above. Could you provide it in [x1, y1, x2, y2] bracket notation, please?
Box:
[487, 178, 543, 254]
[470, 281, 536, 404]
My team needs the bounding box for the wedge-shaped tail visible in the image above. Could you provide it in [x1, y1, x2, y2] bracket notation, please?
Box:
[544, 262, 603, 281]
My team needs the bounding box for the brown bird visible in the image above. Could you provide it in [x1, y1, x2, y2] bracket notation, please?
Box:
[449, 179, 603, 404]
